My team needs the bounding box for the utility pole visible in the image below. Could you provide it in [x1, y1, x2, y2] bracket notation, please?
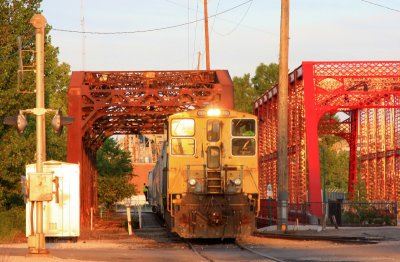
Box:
[29, 13, 47, 254]
[203, 0, 210, 70]
[277, 0, 289, 231]
[197, 51, 201, 70]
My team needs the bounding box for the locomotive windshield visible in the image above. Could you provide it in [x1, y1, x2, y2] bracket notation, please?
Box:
[232, 119, 255, 136]
[171, 119, 195, 155]
[171, 119, 195, 136]
[231, 119, 256, 156]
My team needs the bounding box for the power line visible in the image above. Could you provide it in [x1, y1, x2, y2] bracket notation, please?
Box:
[191, 0, 200, 69]
[210, 0, 221, 33]
[360, 0, 400, 12]
[52, 0, 253, 35]
[164, 0, 269, 34]
[214, 0, 253, 36]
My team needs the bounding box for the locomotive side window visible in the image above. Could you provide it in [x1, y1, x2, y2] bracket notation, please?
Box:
[207, 120, 220, 142]
[171, 138, 195, 155]
[232, 119, 256, 156]
[207, 146, 220, 168]
[232, 119, 255, 136]
[232, 138, 255, 156]
[171, 119, 195, 137]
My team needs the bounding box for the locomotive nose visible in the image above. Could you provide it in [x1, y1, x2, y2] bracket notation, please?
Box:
[209, 211, 222, 225]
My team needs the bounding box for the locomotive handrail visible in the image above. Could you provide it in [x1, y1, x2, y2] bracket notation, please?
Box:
[245, 168, 261, 213]
[167, 167, 181, 217]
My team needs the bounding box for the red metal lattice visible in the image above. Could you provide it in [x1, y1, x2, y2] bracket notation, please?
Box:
[255, 61, 400, 218]
[67, 70, 234, 227]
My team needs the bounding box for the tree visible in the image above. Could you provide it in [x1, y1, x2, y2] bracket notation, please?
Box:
[251, 63, 279, 96]
[96, 138, 136, 211]
[232, 74, 256, 113]
[0, 0, 70, 210]
[319, 135, 349, 193]
[232, 62, 279, 113]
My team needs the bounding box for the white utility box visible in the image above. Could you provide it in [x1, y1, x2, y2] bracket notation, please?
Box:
[25, 161, 80, 238]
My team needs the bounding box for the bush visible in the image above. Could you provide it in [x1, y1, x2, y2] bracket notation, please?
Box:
[0, 207, 25, 243]
[341, 210, 360, 224]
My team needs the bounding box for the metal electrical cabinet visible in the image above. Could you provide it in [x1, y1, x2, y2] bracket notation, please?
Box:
[25, 161, 80, 238]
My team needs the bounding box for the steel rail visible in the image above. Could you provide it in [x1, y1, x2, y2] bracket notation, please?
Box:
[235, 241, 287, 262]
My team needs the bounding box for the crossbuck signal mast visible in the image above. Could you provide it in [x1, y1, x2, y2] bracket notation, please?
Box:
[3, 14, 74, 255]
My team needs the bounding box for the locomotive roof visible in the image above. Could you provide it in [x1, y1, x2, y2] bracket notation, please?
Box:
[168, 107, 257, 119]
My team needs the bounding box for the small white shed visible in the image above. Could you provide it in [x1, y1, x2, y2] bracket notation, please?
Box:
[25, 161, 80, 238]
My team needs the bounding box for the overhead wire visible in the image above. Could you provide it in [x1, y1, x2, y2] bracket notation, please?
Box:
[210, 0, 221, 33]
[213, 0, 253, 36]
[191, 0, 200, 69]
[52, 0, 253, 35]
[187, 0, 190, 69]
[163, 0, 269, 34]
[360, 0, 400, 12]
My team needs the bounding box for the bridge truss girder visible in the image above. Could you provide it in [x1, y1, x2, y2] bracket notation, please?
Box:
[67, 70, 234, 227]
[255, 61, 400, 218]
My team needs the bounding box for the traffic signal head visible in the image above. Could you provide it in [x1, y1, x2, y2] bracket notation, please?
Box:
[51, 109, 74, 136]
[3, 110, 28, 135]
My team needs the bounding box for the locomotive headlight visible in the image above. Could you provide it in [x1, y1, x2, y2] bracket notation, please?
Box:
[188, 178, 197, 186]
[207, 108, 221, 117]
[234, 178, 242, 186]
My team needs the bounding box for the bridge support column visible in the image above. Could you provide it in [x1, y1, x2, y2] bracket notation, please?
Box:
[303, 63, 323, 218]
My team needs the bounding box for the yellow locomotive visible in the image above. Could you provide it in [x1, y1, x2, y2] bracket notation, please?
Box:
[148, 107, 259, 238]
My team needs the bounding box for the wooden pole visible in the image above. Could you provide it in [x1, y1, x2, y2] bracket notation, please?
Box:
[197, 51, 201, 70]
[277, 0, 289, 231]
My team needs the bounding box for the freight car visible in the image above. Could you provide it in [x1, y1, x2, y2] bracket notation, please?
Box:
[148, 107, 259, 238]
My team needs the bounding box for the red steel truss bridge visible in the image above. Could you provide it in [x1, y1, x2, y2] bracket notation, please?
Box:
[67, 70, 233, 226]
[255, 61, 400, 217]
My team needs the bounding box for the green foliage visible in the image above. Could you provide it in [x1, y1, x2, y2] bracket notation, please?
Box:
[97, 138, 136, 210]
[0, 207, 25, 243]
[232, 62, 279, 113]
[251, 63, 279, 96]
[341, 204, 396, 226]
[354, 178, 368, 201]
[0, 1, 71, 211]
[232, 74, 255, 113]
[319, 135, 349, 192]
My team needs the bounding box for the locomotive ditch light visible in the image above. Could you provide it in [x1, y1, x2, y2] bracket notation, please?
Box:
[188, 178, 197, 186]
[233, 178, 242, 186]
[3, 110, 28, 135]
[51, 109, 74, 136]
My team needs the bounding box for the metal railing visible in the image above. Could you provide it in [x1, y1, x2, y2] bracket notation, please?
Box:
[257, 199, 398, 228]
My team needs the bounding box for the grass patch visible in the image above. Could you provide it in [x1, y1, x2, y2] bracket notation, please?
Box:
[0, 207, 25, 243]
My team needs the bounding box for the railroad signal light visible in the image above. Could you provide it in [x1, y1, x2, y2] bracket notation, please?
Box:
[3, 110, 28, 135]
[51, 109, 74, 136]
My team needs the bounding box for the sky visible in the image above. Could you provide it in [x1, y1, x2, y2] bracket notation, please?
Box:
[40, 0, 400, 78]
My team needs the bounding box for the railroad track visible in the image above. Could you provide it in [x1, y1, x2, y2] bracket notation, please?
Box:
[186, 239, 286, 262]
